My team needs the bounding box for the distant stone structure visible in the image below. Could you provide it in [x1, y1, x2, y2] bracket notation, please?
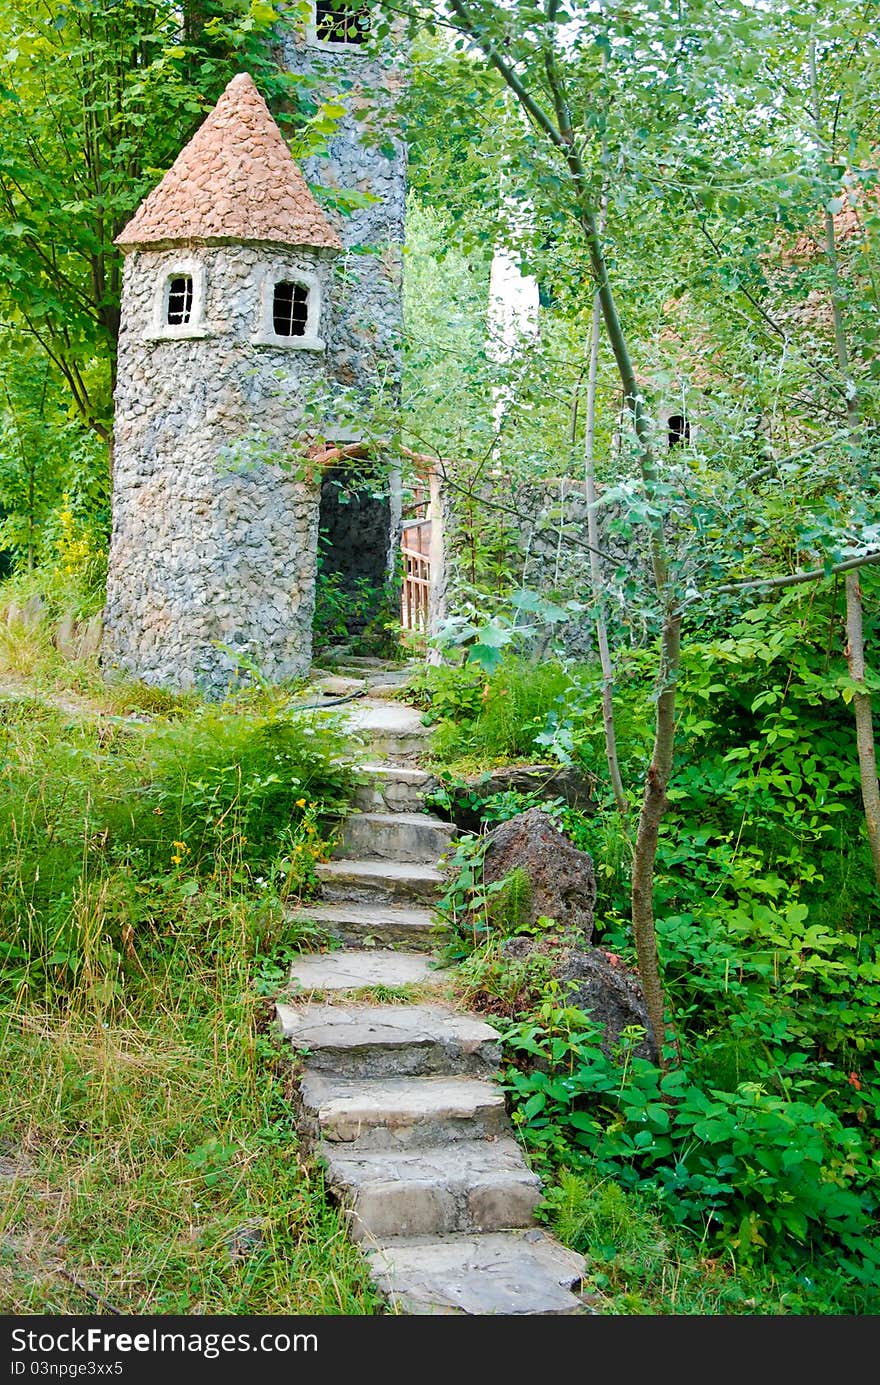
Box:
[282, 9, 408, 615]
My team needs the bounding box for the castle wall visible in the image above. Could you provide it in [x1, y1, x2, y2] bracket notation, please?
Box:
[103, 242, 333, 695]
[281, 28, 409, 603]
[281, 31, 407, 408]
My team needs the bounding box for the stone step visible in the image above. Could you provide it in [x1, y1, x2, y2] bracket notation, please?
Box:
[342, 699, 431, 759]
[336, 811, 456, 864]
[308, 675, 366, 698]
[365, 1230, 589, 1316]
[287, 949, 441, 994]
[332, 656, 406, 671]
[287, 900, 442, 950]
[279, 1003, 501, 1079]
[353, 764, 436, 813]
[315, 858, 443, 905]
[298, 1072, 509, 1149]
[320, 1137, 542, 1242]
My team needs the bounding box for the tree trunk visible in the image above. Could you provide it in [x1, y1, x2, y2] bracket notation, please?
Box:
[584, 285, 628, 817]
[845, 572, 880, 888]
[631, 605, 681, 1052]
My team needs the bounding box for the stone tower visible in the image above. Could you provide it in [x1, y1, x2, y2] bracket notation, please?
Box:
[283, 5, 406, 408]
[103, 72, 343, 695]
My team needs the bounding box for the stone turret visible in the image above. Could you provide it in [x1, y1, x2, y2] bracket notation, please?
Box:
[103, 72, 342, 694]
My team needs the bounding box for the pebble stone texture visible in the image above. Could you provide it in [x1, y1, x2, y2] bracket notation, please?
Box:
[104, 73, 350, 695]
[281, 23, 407, 406]
[283, 21, 408, 586]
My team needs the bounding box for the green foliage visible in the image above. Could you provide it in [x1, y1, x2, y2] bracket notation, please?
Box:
[421, 655, 578, 767]
[544, 1169, 871, 1314]
[0, 917, 379, 1313]
[0, 699, 353, 1000]
[312, 569, 403, 660]
[489, 866, 533, 932]
[430, 590, 879, 1302]
[406, 661, 487, 723]
[500, 1004, 879, 1299]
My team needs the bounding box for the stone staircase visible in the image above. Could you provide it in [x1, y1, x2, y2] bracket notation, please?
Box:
[277, 661, 588, 1315]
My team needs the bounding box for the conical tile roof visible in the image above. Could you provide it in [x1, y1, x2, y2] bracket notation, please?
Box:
[116, 72, 342, 252]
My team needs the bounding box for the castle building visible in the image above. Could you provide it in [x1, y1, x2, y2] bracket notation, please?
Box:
[104, 5, 409, 694]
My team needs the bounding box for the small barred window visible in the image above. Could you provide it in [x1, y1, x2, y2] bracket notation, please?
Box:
[167, 275, 193, 326]
[315, 0, 370, 44]
[273, 281, 310, 337]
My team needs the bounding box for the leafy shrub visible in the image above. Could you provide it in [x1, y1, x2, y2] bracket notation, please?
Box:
[501, 1005, 880, 1291]
[313, 568, 403, 660]
[420, 656, 579, 766]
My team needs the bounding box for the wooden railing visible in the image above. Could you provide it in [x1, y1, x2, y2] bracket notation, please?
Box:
[401, 518, 431, 631]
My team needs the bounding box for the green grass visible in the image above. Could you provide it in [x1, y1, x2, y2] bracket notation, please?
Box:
[543, 1169, 872, 1315]
[0, 956, 379, 1313]
[0, 663, 379, 1314]
[422, 657, 578, 768]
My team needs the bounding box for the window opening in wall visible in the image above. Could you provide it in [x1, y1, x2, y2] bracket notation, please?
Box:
[315, 0, 370, 44]
[273, 281, 310, 337]
[667, 413, 690, 448]
[167, 275, 193, 326]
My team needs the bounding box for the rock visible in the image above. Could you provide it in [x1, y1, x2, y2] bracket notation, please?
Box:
[446, 765, 595, 832]
[55, 614, 78, 660]
[502, 937, 657, 1063]
[482, 808, 596, 942]
[75, 614, 103, 660]
[555, 948, 657, 1063]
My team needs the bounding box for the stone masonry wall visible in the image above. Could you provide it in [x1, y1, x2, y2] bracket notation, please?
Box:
[103, 242, 334, 695]
[281, 25, 408, 590]
[281, 28, 407, 407]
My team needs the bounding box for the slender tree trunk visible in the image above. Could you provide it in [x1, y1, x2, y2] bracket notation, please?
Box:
[845, 573, 880, 887]
[584, 285, 628, 817]
[445, 1, 676, 1052]
[810, 38, 880, 889]
[631, 604, 681, 1045]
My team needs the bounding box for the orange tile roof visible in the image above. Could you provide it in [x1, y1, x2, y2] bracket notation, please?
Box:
[116, 72, 342, 251]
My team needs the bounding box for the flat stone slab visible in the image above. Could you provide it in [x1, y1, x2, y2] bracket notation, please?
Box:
[286, 901, 442, 950]
[343, 700, 429, 738]
[320, 1137, 541, 1241]
[278, 1003, 501, 1077]
[337, 812, 455, 864]
[365, 1230, 589, 1316]
[316, 858, 443, 904]
[299, 1072, 509, 1148]
[355, 763, 433, 786]
[287, 950, 439, 992]
[308, 676, 366, 697]
[352, 765, 437, 813]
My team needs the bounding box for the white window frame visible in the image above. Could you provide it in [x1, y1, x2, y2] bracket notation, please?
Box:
[307, 0, 372, 51]
[145, 260, 209, 340]
[252, 268, 325, 351]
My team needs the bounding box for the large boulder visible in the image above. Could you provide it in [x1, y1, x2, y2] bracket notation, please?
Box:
[482, 808, 597, 942]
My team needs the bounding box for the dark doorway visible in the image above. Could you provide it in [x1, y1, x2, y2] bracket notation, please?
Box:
[314, 467, 395, 652]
